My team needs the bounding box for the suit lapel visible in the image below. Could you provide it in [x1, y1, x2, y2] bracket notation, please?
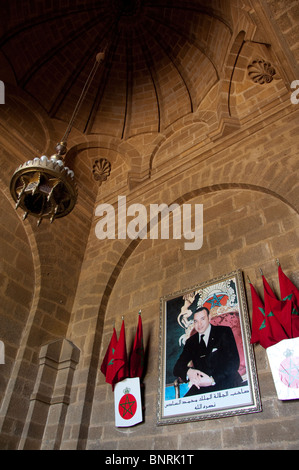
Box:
[206, 324, 216, 352]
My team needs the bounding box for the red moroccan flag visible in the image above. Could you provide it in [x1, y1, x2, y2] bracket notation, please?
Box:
[262, 275, 276, 299]
[262, 275, 292, 338]
[263, 275, 290, 344]
[249, 281, 265, 345]
[100, 327, 118, 380]
[278, 264, 299, 337]
[249, 281, 275, 349]
[129, 312, 144, 378]
[112, 319, 128, 387]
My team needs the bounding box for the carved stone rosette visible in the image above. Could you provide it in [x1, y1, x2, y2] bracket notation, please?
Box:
[92, 158, 111, 185]
[247, 59, 276, 84]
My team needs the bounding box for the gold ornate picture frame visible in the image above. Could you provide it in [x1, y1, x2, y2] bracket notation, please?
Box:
[157, 270, 262, 425]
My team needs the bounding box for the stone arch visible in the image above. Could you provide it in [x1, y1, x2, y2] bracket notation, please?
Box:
[1, 83, 59, 157]
[0, 178, 42, 438]
[174, 182, 298, 214]
[0, 137, 92, 447]
[76, 180, 299, 448]
[95, 182, 298, 312]
[149, 114, 214, 174]
[65, 137, 134, 165]
[226, 30, 246, 118]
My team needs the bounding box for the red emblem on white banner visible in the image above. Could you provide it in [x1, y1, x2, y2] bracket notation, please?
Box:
[114, 377, 143, 427]
[267, 337, 299, 400]
[118, 392, 137, 420]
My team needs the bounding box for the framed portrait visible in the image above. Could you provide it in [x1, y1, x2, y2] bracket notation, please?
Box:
[157, 270, 261, 425]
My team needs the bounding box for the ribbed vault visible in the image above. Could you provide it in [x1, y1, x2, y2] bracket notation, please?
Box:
[0, 0, 233, 139]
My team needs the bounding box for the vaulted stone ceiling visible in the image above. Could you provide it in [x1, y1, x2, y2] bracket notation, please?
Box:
[0, 0, 233, 140]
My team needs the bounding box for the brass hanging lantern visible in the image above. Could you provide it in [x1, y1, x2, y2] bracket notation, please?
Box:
[10, 50, 106, 226]
[10, 142, 77, 226]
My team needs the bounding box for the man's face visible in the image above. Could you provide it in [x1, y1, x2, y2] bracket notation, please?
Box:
[193, 309, 210, 334]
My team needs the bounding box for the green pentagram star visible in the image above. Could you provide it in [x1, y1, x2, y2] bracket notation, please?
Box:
[283, 294, 299, 316]
[120, 395, 136, 418]
[108, 347, 116, 366]
[206, 294, 226, 308]
[258, 307, 274, 330]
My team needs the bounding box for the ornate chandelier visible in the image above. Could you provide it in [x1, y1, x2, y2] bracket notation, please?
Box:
[10, 50, 106, 226]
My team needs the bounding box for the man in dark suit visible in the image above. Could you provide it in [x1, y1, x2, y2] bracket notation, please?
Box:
[173, 307, 242, 396]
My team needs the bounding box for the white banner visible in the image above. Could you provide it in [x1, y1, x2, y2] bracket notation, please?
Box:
[163, 385, 252, 417]
[114, 377, 143, 427]
[267, 337, 299, 400]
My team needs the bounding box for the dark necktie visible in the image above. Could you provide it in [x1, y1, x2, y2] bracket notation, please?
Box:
[199, 334, 207, 355]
